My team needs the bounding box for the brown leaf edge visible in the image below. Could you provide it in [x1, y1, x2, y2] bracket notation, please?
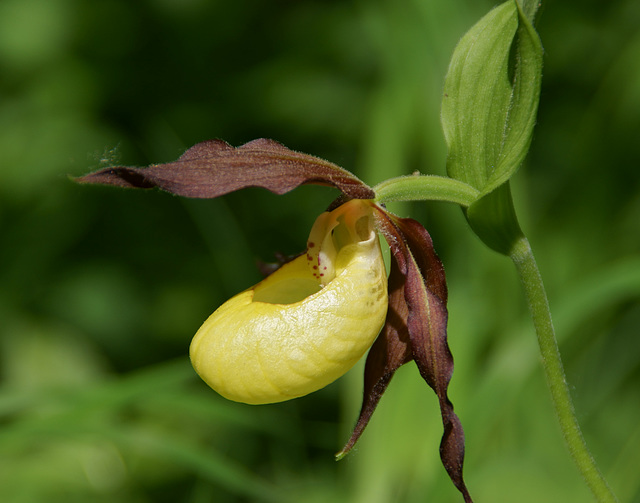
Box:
[75, 138, 375, 200]
[338, 206, 472, 503]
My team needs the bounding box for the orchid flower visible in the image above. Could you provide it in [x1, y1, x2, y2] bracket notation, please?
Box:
[73, 3, 621, 502]
[78, 138, 472, 501]
[191, 197, 389, 406]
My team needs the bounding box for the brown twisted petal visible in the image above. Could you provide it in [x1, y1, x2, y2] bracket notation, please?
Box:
[340, 206, 472, 503]
[392, 214, 471, 503]
[75, 138, 375, 200]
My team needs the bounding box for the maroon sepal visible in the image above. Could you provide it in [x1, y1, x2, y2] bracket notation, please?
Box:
[395, 215, 471, 502]
[340, 206, 472, 502]
[76, 138, 375, 200]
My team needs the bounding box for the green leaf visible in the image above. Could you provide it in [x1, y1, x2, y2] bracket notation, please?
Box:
[440, 0, 543, 255]
[442, 0, 542, 194]
[442, 1, 519, 191]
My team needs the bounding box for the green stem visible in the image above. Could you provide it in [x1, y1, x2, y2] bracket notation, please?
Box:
[373, 174, 480, 207]
[510, 236, 618, 503]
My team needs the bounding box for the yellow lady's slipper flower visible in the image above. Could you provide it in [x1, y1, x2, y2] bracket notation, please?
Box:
[78, 138, 471, 501]
[190, 199, 388, 404]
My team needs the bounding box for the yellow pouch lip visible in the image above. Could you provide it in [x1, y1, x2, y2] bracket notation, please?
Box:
[250, 226, 379, 306]
[190, 199, 388, 404]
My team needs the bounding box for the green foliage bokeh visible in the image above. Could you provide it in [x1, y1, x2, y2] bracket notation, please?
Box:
[1, 0, 639, 502]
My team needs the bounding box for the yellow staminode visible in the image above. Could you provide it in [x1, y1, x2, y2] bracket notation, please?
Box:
[190, 199, 388, 404]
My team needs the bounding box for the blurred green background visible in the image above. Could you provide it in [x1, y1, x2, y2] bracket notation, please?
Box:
[1, 0, 639, 502]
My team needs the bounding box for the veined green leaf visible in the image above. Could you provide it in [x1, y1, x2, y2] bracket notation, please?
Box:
[442, 1, 518, 190]
[441, 0, 543, 195]
[441, 0, 543, 255]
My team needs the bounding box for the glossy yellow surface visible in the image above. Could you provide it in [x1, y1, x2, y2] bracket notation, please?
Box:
[190, 200, 388, 404]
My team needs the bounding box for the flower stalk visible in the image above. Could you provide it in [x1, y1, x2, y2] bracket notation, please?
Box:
[510, 237, 618, 503]
[373, 175, 479, 207]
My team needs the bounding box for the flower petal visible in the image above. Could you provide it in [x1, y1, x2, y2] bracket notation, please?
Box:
[343, 207, 472, 501]
[393, 215, 472, 502]
[76, 138, 375, 199]
[189, 200, 388, 404]
[393, 216, 447, 304]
